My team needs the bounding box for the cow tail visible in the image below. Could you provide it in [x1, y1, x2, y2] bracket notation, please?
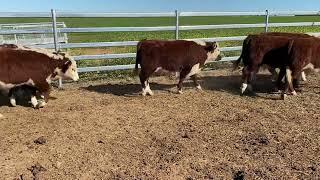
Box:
[232, 53, 242, 71]
[233, 37, 250, 71]
[134, 41, 142, 75]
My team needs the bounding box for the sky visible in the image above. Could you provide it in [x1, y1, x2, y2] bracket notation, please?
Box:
[0, 0, 319, 12]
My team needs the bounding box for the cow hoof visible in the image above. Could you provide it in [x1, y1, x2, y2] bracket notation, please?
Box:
[10, 98, 17, 107]
[292, 91, 297, 96]
[148, 91, 154, 96]
[178, 90, 183, 94]
[196, 85, 202, 91]
[281, 93, 287, 100]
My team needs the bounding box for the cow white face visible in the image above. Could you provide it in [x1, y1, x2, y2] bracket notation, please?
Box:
[63, 60, 79, 81]
[55, 58, 79, 81]
[206, 42, 221, 61]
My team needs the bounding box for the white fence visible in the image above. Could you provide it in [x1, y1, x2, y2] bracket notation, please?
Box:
[1, 10, 320, 74]
[0, 22, 68, 45]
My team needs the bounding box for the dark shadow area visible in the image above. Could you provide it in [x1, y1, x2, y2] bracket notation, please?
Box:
[83, 82, 177, 96]
[83, 74, 286, 99]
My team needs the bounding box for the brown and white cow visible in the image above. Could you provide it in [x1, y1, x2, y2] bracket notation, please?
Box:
[283, 37, 320, 98]
[233, 33, 315, 95]
[234, 32, 312, 93]
[258, 32, 312, 83]
[135, 40, 221, 96]
[0, 44, 79, 108]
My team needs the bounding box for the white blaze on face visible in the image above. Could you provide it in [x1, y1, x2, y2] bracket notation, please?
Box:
[205, 42, 221, 62]
[55, 59, 79, 82]
[65, 60, 79, 81]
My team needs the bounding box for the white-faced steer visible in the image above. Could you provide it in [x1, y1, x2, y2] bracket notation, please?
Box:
[135, 40, 221, 96]
[0, 44, 79, 108]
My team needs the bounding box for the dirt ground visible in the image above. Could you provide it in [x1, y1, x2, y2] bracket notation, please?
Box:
[0, 69, 319, 180]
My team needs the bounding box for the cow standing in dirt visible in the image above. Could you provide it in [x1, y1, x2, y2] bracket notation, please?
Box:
[0, 44, 79, 108]
[135, 40, 221, 96]
[234, 32, 312, 93]
[283, 37, 320, 98]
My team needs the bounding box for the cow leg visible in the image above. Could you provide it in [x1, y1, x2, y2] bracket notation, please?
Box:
[282, 67, 297, 99]
[191, 74, 202, 91]
[301, 71, 307, 81]
[275, 67, 286, 92]
[8, 89, 17, 107]
[241, 66, 253, 94]
[36, 83, 51, 108]
[139, 69, 154, 96]
[177, 67, 192, 94]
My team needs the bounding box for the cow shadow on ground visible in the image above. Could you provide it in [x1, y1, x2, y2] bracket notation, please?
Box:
[83, 82, 176, 96]
[83, 74, 281, 99]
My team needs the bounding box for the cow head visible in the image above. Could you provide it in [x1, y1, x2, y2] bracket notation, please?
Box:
[54, 54, 79, 81]
[205, 42, 222, 61]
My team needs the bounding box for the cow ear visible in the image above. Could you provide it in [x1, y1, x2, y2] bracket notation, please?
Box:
[62, 60, 72, 73]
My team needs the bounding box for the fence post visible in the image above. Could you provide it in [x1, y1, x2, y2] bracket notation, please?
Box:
[265, 9, 269, 32]
[175, 10, 179, 40]
[51, 9, 63, 89]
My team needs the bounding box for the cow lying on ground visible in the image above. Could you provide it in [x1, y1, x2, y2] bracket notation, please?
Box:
[233, 33, 314, 95]
[234, 32, 312, 92]
[135, 40, 221, 96]
[0, 44, 79, 108]
[8, 84, 38, 107]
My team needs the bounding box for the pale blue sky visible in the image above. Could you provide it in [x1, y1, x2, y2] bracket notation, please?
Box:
[0, 0, 319, 12]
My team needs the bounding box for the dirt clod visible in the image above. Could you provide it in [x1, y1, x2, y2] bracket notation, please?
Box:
[233, 171, 245, 180]
[28, 163, 47, 179]
[33, 136, 46, 145]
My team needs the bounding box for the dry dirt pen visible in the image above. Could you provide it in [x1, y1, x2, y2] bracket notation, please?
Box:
[0, 69, 319, 179]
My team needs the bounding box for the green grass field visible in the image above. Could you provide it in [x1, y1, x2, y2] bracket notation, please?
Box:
[1, 15, 320, 79]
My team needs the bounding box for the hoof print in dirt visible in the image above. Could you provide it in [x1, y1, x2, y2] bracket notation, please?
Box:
[233, 170, 245, 180]
[181, 132, 190, 139]
[28, 163, 47, 179]
[97, 140, 104, 144]
[34, 136, 47, 145]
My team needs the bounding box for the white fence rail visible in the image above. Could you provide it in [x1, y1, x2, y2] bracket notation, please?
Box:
[1, 10, 320, 86]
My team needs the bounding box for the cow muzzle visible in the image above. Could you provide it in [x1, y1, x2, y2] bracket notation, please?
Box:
[216, 54, 223, 61]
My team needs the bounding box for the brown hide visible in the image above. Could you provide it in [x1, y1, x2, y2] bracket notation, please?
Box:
[136, 40, 210, 72]
[135, 40, 219, 95]
[0, 45, 71, 95]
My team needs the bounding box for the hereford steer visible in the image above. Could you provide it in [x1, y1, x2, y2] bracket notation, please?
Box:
[234, 32, 312, 92]
[233, 34, 314, 95]
[259, 32, 312, 83]
[282, 37, 320, 98]
[135, 40, 221, 96]
[0, 44, 79, 108]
